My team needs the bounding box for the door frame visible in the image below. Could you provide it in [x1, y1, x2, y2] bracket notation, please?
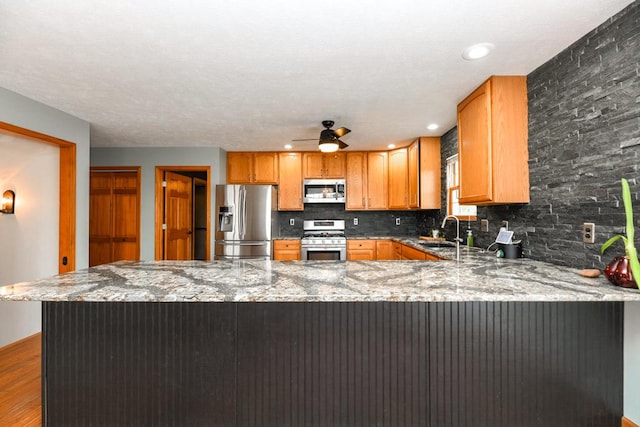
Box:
[0, 121, 76, 273]
[154, 166, 211, 261]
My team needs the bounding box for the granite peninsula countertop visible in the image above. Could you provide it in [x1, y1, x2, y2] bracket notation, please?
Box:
[2, 240, 640, 302]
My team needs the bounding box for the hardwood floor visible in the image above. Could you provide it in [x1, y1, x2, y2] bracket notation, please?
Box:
[0, 333, 41, 426]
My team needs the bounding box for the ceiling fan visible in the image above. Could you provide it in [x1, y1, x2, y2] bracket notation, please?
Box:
[292, 120, 351, 152]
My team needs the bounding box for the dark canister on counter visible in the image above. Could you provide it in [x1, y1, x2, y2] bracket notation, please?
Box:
[500, 242, 523, 259]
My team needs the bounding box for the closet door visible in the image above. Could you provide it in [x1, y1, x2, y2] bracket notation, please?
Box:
[89, 168, 140, 266]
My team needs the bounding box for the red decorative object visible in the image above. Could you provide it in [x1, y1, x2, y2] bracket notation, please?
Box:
[604, 256, 638, 288]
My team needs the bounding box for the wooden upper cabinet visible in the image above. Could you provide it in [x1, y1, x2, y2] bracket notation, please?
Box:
[418, 137, 441, 209]
[302, 153, 325, 178]
[278, 152, 303, 211]
[324, 152, 346, 177]
[367, 152, 388, 209]
[227, 152, 253, 183]
[388, 147, 409, 209]
[408, 141, 420, 208]
[303, 152, 346, 178]
[227, 152, 278, 184]
[254, 152, 279, 183]
[457, 76, 529, 204]
[345, 152, 367, 210]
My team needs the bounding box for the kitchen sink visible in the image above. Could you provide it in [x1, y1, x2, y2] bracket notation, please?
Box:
[418, 241, 456, 248]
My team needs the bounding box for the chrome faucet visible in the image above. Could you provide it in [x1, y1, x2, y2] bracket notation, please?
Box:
[441, 214, 462, 261]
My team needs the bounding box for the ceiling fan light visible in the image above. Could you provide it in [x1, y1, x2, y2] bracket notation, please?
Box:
[319, 141, 339, 153]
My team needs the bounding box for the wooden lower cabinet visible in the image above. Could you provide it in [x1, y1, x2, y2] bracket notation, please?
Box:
[401, 244, 427, 260]
[273, 240, 301, 260]
[392, 242, 402, 260]
[375, 240, 394, 260]
[401, 243, 443, 261]
[347, 240, 376, 260]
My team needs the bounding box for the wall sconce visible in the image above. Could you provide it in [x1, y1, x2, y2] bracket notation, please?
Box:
[1, 190, 15, 214]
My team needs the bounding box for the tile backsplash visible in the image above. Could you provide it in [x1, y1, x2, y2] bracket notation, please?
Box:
[277, 204, 436, 237]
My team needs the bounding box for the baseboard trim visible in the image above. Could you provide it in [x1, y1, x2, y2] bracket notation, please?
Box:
[623, 416, 640, 427]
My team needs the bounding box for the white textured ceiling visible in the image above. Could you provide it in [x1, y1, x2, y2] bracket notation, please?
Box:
[0, 0, 634, 151]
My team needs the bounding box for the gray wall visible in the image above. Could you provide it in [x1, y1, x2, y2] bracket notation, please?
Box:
[420, 1, 640, 269]
[90, 147, 226, 260]
[0, 86, 91, 346]
[0, 86, 91, 267]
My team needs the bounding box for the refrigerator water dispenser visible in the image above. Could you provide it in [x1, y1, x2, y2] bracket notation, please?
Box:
[218, 206, 234, 232]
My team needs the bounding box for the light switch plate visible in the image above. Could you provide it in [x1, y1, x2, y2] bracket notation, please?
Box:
[289, 218, 295, 226]
[481, 219, 489, 232]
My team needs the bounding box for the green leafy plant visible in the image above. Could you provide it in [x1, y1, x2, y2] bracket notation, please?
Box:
[600, 178, 640, 287]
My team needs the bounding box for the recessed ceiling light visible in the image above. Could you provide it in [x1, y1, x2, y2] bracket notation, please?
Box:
[427, 123, 439, 131]
[387, 144, 396, 149]
[462, 43, 494, 61]
[284, 144, 292, 150]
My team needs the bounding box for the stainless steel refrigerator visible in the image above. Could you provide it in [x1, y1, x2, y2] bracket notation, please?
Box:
[215, 185, 278, 260]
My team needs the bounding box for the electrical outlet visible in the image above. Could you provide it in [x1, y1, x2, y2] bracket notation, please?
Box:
[501, 220, 509, 230]
[395, 218, 401, 226]
[583, 222, 595, 244]
[481, 219, 489, 232]
[353, 217, 359, 226]
[289, 218, 295, 226]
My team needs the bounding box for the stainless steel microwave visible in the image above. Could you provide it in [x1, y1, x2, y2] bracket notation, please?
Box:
[303, 179, 346, 204]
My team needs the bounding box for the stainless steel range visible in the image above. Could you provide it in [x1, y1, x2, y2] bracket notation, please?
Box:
[300, 219, 347, 261]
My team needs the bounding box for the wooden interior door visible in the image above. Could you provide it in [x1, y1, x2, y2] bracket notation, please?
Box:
[112, 173, 139, 262]
[89, 169, 140, 267]
[89, 173, 113, 266]
[164, 171, 193, 260]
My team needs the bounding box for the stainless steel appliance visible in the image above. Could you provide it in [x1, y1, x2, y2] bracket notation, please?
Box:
[301, 219, 347, 261]
[303, 179, 346, 204]
[215, 185, 277, 260]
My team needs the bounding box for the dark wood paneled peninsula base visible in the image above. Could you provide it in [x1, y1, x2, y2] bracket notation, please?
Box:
[42, 301, 622, 426]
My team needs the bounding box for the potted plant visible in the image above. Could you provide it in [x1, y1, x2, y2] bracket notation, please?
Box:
[600, 178, 640, 288]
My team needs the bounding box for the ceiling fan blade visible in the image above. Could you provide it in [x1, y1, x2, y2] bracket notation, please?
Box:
[333, 127, 351, 138]
[338, 140, 349, 149]
[291, 138, 319, 142]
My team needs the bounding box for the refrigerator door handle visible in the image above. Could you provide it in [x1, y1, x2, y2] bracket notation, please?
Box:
[240, 186, 247, 239]
[218, 241, 269, 246]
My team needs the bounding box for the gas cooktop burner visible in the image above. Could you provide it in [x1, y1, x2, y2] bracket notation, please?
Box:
[301, 219, 346, 246]
[303, 232, 346, 238]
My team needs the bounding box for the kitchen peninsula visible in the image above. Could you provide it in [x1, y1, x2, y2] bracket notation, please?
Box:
[2, 250, 636, 426]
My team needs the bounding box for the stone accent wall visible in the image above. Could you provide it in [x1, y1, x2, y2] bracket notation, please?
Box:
[421, 1, 640, 268]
